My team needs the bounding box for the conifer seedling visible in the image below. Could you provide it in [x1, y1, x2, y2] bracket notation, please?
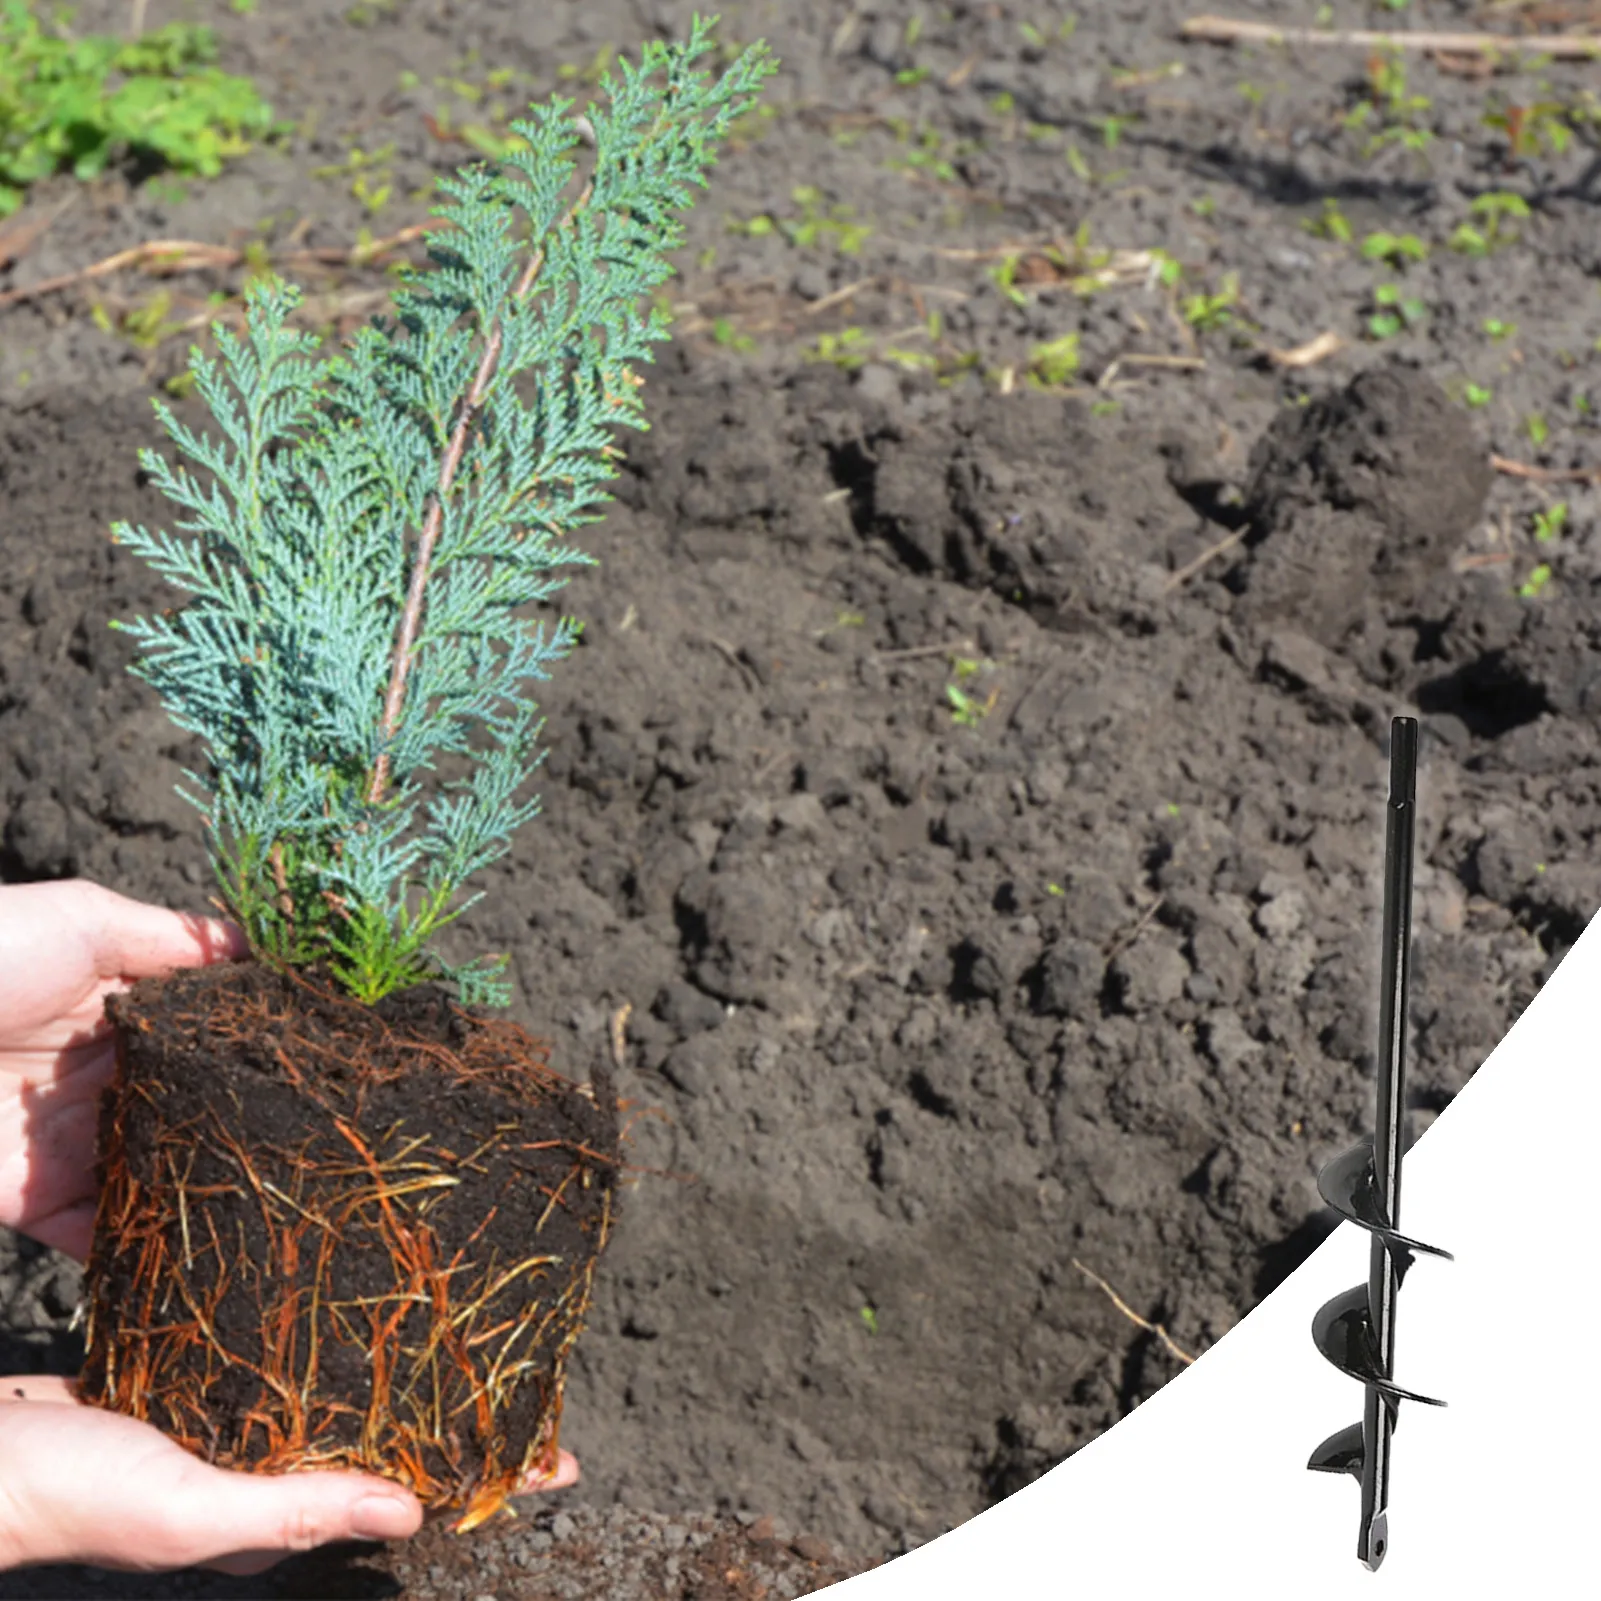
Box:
[79, 17, 776, 1535]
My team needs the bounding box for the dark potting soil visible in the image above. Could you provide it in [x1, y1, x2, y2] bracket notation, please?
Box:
[5, 1, 1601, 1596]
[82, 959, 619, 1524]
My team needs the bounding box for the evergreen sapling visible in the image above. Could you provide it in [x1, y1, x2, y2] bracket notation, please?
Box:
[108, 16, 777, 1010]
[79, 20, 777, 1532]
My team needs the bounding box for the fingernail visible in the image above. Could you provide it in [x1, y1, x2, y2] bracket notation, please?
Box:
[350, 1495, 418, 1541]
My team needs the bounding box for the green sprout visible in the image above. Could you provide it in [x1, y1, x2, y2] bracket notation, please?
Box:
[1346, 50, 1432, 156]
[1360, 231, 1428, 269]
[311, 143, 397, 215]
[1182, 272, 1239, 332]
[946, 681, 996, 727]
[1367, 283, 1426, 340]
[1518, 563, 1553, 598]
[1450, 192, 1530, 256]
[805, 327, 871, 368]
[711, 317, 755, 352]
[727, 185, 871, 254]
[884, 122, 958, 183]
[1532, 502, 1568, 543]
[1098, 114, 1133, 150]
[1303, 198, 1353, 243]
[1484, 99, 1574, 160]
[1027, 332, 1081, 388]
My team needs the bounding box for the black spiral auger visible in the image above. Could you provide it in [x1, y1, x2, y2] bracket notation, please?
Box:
[1307, 716, 1451, 1571]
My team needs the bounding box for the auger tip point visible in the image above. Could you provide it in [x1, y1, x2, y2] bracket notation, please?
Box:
[1359, 1510, 1389, 1571]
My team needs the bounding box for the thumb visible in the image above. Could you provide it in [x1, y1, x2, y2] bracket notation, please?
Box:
[0, 1399, 423, 1574]
[80, 881, 250, 981]
[186, 1470, 423, 1576]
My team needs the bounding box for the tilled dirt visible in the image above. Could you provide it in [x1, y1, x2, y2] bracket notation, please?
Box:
[3, 1, 1600, 1596]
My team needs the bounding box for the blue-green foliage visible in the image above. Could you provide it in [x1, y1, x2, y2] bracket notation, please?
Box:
[108, 16, 777, 1007]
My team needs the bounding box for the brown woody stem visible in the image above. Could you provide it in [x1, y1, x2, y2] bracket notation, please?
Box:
[366, 172, 596, 810]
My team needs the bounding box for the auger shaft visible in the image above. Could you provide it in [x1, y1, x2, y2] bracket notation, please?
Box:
[1309, 717, 1447, 1567]
[1359, 715, 1418, 1568]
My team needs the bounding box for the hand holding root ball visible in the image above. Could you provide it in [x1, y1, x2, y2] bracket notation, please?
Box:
[0, 878, 577, 1577]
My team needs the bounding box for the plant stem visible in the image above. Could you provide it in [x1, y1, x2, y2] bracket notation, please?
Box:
[366, 172, 595, 810]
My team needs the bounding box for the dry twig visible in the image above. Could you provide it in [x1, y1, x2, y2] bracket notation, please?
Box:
[1103, 895, 1168, 961]
[609, 1004, 632, 1073]
[1265, 329, 1343, 369]
[1490, 452, 1601, 485]
[1096, 352, 1206, 389]
[874, 639, 978, 662]
[0, 220, 450, 310]
[1072, 1259, 1197, 1366]
[1180, 13, 1601, 56]
[1163, 527, 1248, 592]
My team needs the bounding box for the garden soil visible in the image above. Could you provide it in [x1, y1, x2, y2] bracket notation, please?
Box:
[4, 0, 1601, 1595]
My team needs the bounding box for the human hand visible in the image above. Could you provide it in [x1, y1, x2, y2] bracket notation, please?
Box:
[0, 878, 578, 1575]
[0, 877, 249, 1260]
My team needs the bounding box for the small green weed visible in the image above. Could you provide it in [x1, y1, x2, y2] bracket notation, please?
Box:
[881, 118, 968, 183]
[1026, 332, 1080, 388]
[90, 286, 189, 350]
[1367, 283, 1426, 340]
[728, 183, 871, 254]
[1360, 230, 1428, 269]
[946, 656, 998, 727]
[1098, 113, 1134, 150]
[815, 609, 867, 639]
[1182, 272, 1239, 332]
[311, 143, 397, 215]
[556, 43, 616, 87]
[1532, 502, 1567, 542]
[805, 326, 872, 369]
[1518, 562, 1553, 598]
[1483, 317, 1517, 341]
[1485, 99, 1574, 160]
[711, 317, 755, 353]
[1449, 192, 1530, 255]
[1303, 198, 1353, 243]
[1463, 382, 1493, 408]
[1525, 411, 1549, 446]
[0, 1, 284, 216]
[946, 683, 995, 726]
[1345, 50, 1433, 157]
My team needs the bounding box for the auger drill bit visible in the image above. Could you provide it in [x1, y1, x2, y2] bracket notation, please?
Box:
[1308, 715, 1451, 1571]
